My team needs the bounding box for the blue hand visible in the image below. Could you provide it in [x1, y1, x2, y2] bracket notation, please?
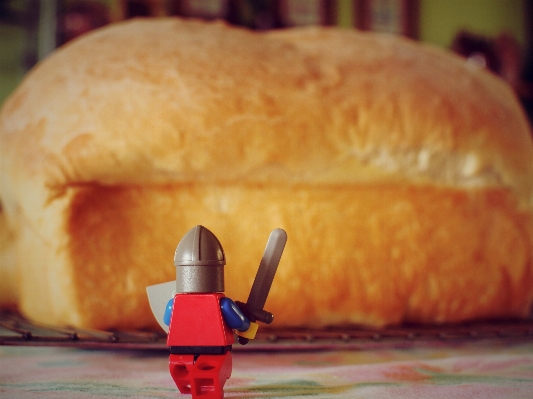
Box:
[220, 297, 250, 332]
[164, 298, 174, 326]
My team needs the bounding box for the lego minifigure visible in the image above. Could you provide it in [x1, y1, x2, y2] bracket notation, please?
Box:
[147, 225, 286, 399]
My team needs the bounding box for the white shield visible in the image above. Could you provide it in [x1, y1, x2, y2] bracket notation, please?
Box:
[146, 280, 175, 333]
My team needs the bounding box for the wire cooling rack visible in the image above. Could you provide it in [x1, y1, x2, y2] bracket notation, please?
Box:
[1, 311, 533, 351]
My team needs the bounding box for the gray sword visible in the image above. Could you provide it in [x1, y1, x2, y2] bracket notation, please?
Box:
[236, 228, 287, 344]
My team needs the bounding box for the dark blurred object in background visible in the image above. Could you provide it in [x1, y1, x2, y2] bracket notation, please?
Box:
[522, 50, 533, 124]
[451, 31, 504, 76]
[168, 0, 336, 31]
[519, 0, 533, 125]
[452, 29, 533, 128]
[57, 1, 109, 45]
[451, 30, 524, 91]
[355, 0, 419, 39]
[169, 0, 283, 30]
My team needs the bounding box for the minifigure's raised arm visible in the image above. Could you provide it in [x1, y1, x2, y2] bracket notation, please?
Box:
[220, 297, 250, 332]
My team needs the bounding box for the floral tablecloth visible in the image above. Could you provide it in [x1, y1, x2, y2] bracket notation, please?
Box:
[2, 339, 533, 398]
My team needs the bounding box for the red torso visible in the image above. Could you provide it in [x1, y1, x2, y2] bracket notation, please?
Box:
[167, 293, 234, 347]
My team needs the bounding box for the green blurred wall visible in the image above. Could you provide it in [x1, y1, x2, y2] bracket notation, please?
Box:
[337, 0, 526, 46]
[419, 0, 526, 47]
[0, 19, 30, 106]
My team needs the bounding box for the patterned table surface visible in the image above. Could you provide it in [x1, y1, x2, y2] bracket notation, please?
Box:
[2, 338, 533, 398]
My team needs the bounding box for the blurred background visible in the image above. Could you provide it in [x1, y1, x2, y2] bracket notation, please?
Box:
[0, 0, 532, 123]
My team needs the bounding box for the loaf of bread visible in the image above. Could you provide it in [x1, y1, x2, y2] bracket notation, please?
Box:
[1, 18, 532, 331]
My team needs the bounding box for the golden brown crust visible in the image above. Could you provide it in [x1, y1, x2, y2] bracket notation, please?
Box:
[1, 18, 533, 329]
[267, 27, 533, 202]
[1, 19, 532, 199]
[61, 184, 533, 329]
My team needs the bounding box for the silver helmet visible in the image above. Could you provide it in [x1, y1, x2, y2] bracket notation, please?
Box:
[174, 225, 225, 293]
